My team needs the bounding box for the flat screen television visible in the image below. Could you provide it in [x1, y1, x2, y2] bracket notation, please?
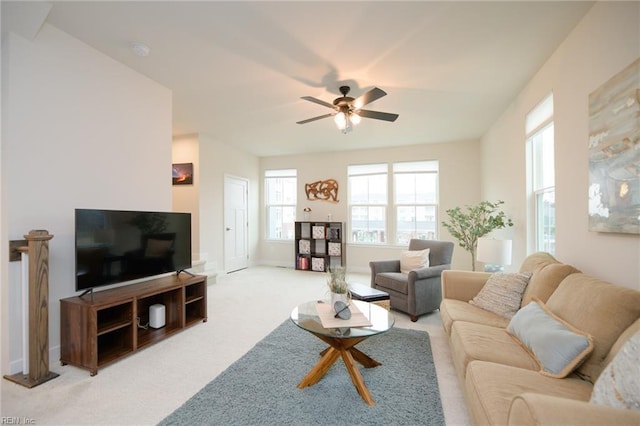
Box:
[75, 208, 192, 292]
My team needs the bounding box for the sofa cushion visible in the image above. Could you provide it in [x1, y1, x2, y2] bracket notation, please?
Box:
[519, 251, 561, 273]
[469, 272, 532, 319]
[509, 393, 640, 426]
[440, 299, 509, 335]
[521, 262, 580, 307]
[465, 361, 593, 426]
[507, 298, 594, 378]
[399, 248, 430, 273]
[450, 321, 538, 381]
[546, 273, 640, 383]
[374, 272, 408, 294]
[590, 330, 640, 410]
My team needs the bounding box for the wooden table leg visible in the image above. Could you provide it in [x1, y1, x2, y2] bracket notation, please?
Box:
[350, 347, 381, 368]
[299, 332, 381, 405]
[321, 346, 380, 368]
[340, 348, 375, 406]
[297, 347, 341, 388]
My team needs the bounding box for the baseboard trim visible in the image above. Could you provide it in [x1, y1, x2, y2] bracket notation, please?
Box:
[7, 345, 61, 376]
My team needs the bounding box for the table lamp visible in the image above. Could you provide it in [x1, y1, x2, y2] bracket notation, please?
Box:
[476, 238, 512, 272]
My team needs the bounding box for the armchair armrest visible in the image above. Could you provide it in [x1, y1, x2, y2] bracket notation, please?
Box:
[369, 260, 401, 274]
[369, 260, 401, 286]
[508, 393, 640, 426]
[410, 264, 450, 280]
[441, 270, 492, 301]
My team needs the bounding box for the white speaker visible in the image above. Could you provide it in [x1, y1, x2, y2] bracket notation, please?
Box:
[149, 304, 166, 329]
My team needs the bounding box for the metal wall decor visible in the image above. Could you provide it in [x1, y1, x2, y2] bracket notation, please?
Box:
[305, 179, 339, 203]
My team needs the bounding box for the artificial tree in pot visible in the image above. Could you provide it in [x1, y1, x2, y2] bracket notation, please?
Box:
[442, 200, 513, 271]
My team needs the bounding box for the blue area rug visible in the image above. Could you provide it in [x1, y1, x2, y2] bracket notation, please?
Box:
[160, 320, 444, 425]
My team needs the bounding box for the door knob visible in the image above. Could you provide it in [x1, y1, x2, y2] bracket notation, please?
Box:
[226, 227, 232, 231]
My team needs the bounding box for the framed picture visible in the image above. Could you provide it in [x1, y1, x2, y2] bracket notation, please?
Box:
[588, 58, 640, 234]
[172, 163, 193, 185]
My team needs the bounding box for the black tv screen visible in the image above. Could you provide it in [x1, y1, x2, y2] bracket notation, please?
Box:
[75, 209, 192, 292]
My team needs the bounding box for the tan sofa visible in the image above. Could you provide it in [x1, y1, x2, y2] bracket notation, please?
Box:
[440, 252, 640, 425]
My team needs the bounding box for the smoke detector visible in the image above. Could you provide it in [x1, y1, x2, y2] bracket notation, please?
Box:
[130, 41, 150, 57]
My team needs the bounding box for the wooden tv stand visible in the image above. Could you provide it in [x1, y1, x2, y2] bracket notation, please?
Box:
[60, 274, 207, 376]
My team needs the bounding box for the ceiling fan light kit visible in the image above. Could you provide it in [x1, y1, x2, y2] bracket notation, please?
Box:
[298, 85, 398, 134]
[333, 111, 362, 134]
[334, 111, 347, 128]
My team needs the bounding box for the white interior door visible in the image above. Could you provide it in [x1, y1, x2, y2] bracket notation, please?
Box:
[224, 175, 249, 273]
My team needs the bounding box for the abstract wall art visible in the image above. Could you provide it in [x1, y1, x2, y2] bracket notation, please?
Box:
[588, 57, 640, 234]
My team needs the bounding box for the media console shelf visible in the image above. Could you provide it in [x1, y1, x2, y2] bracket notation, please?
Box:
[60, 274, 207, 376]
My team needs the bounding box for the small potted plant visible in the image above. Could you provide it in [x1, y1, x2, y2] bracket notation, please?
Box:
[327, 266, 349, 310]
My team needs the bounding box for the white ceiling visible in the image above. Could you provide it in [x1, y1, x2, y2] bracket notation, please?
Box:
[6, 1, 594, 157]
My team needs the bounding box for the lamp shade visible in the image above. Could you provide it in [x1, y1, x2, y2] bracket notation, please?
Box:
[476, 238, 512, 266]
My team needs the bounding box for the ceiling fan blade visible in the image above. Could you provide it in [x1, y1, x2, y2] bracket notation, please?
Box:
[357, 109, 399, 122]
[296, 113, 334, 124]
[301, 96, 336, 109]
[353, 87, 387, 109]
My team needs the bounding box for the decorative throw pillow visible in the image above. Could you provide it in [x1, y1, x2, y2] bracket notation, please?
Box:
[507, 297, 594, 378]
[469, 272, 531, 319]
[400, 249, 430, 274]
[590, 331, 640, 410]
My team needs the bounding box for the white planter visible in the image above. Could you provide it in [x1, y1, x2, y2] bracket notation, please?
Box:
[330, 292, 349, 312]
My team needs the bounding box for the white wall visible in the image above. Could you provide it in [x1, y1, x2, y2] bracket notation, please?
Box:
[1, 24, 172, 374]
[259, 139, 481, 273]
[198, 133, 260, 275]
[172, 135, 200, 256]
[482, 2, 640, 289]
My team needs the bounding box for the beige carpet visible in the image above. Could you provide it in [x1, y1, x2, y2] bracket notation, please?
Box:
[0, 266, 469, 425]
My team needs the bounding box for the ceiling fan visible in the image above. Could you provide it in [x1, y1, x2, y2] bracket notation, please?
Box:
[297, 86, 399, 133]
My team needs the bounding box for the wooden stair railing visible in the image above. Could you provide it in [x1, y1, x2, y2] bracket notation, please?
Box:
[4, 230, 59, 388]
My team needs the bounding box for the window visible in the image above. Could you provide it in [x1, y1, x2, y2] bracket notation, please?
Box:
[394, 161, 439, 244]
[526, 94, 555, 254]
[348, 164, 388, 243]
[348, 161, 439, 245]
[265, 169, 296, 240]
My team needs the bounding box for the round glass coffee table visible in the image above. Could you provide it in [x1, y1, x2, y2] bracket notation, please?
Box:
[290, 300, 395, 406]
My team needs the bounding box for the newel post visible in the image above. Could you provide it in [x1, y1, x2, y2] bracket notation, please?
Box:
[4, 230, 59, 388]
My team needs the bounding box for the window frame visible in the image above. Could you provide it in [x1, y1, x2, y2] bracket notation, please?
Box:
[264, 169, 297, 241]
[535, 187, 555, 253]
[347, 163, 389, 244]
[392, 161, 439, 245]
[526, 93, 555, 254]
[347, 160, 439, 246]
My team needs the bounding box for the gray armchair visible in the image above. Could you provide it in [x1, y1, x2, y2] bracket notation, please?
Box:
[369, 239, 454, 322]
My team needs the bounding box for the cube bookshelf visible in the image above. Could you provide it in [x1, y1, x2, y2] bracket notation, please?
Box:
[294, 221, 344, 272]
